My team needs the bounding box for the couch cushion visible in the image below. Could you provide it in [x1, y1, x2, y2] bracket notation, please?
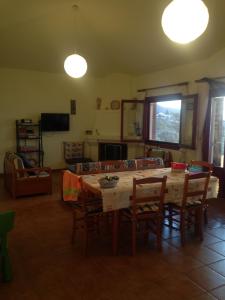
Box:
[123, 159, 136, 170]
[16, 153, 37, 175]
[17, 153, 34, 168]
[75, 162, 101, 174]
[12, 155, 24, 178]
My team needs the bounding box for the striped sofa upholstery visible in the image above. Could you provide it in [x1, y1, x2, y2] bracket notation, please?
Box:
[68, 158, 164, 175]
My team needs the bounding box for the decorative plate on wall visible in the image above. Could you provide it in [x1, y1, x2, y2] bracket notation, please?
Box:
[110, 100, 120, 110]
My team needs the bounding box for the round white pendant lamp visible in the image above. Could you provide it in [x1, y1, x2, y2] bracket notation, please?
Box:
[161, 0, 209, 44]
[64, 4, 87, 78]
[64, 54, 87, 78]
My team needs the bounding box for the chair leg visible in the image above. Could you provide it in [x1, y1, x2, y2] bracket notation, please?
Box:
[156, 216, 162, 251]
[194, 209, 199, 236]
[144, 221, 149, 245]
[105, 212, 111, 234]
[2, 254, 13, 282]
[112, 211, 119, 256]
[96, 215, 100, 235]
[168, 204, 173, 228]
[71, 210, 77, 244]
[204, 206, 208, 225]
[1, 236, 13, 282]
[83, 217, 88, 256]
[187, 211, 192, 229]
[132, 220, 136, 256]
[198, 207, 204, 241]
[180, 211, 186, 246]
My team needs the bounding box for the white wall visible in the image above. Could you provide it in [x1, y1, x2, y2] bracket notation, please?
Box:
[0, 68, 131, 172]
[130, 47, 225, 162]
[2, 46, 225, 173]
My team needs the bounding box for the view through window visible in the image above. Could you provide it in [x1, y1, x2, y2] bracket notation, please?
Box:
[149, 99, 181, 144]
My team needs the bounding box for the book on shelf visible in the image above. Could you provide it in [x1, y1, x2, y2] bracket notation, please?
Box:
[19, 146, 39, 152]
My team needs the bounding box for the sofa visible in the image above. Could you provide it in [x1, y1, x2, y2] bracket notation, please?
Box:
[68, 158, 164, 175]
[4, 152, 52, 198]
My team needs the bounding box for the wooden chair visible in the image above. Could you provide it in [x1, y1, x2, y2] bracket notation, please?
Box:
[70, 176, 110, 255]
[122, 176, 167, 255]
[190, 161, 213, 172]
[189, 161, 213, 224]
[167, 172, 211, 246]
[0, 211, 15, 282]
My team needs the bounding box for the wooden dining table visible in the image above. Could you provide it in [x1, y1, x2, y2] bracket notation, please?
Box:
[81, 168, 218, 255]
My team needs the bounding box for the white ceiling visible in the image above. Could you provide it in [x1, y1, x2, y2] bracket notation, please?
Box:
[1, 0, 225, 77]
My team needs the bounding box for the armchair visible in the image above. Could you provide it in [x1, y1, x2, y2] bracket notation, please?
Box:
[4, 152, 52, 198]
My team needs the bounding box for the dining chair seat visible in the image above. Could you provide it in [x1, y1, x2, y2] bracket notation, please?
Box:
[124, 203, 160, 215]
[86, 204, 103, 215]
[175, 199, 202, 207]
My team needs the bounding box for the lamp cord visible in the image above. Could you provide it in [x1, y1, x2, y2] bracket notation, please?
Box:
[72, 4, 79, 54]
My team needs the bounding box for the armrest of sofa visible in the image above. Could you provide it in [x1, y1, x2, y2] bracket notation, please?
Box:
[15, 167, 52, 178]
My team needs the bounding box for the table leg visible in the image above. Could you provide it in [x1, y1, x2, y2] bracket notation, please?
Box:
[112, 210, 119, 255]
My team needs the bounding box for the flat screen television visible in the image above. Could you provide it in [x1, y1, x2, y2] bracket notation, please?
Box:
[41, 113, 70, 132]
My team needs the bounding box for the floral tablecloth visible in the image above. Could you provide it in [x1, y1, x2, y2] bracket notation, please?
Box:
[82, 168, 218, 212]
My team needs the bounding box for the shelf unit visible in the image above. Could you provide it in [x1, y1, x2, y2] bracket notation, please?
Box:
[16, 120, 43, 167]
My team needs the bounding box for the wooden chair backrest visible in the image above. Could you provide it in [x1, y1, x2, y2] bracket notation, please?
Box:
[79, 177, 102, 213]
[182, 172, 211, 208]
[131, 176, 167, 214]
[190, 160, 213, 172]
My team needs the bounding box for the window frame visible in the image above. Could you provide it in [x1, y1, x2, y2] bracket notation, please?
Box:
[180, 94, 198, 150]
[145, 94, 183, 150]
[120, 99, 145, 143]
[120, 94, 198, 150]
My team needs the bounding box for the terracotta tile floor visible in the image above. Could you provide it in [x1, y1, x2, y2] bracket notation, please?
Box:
[1, 172, 225, 299]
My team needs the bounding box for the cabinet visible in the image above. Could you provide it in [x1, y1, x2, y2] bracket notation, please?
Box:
[121, 100, 145, 142]
[16, 120, 43, 167]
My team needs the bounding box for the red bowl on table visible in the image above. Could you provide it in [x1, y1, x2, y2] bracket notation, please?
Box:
[171, 162, 187, 173]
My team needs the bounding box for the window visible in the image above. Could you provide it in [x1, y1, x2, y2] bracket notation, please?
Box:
[147, 95, 182, 147]
[149, 99, 181, 144]
[121, 94, 198, 149]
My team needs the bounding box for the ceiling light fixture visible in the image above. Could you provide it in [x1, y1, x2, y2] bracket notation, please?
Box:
[64, 4, 87, 78]
[161, 0, 209, 44]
